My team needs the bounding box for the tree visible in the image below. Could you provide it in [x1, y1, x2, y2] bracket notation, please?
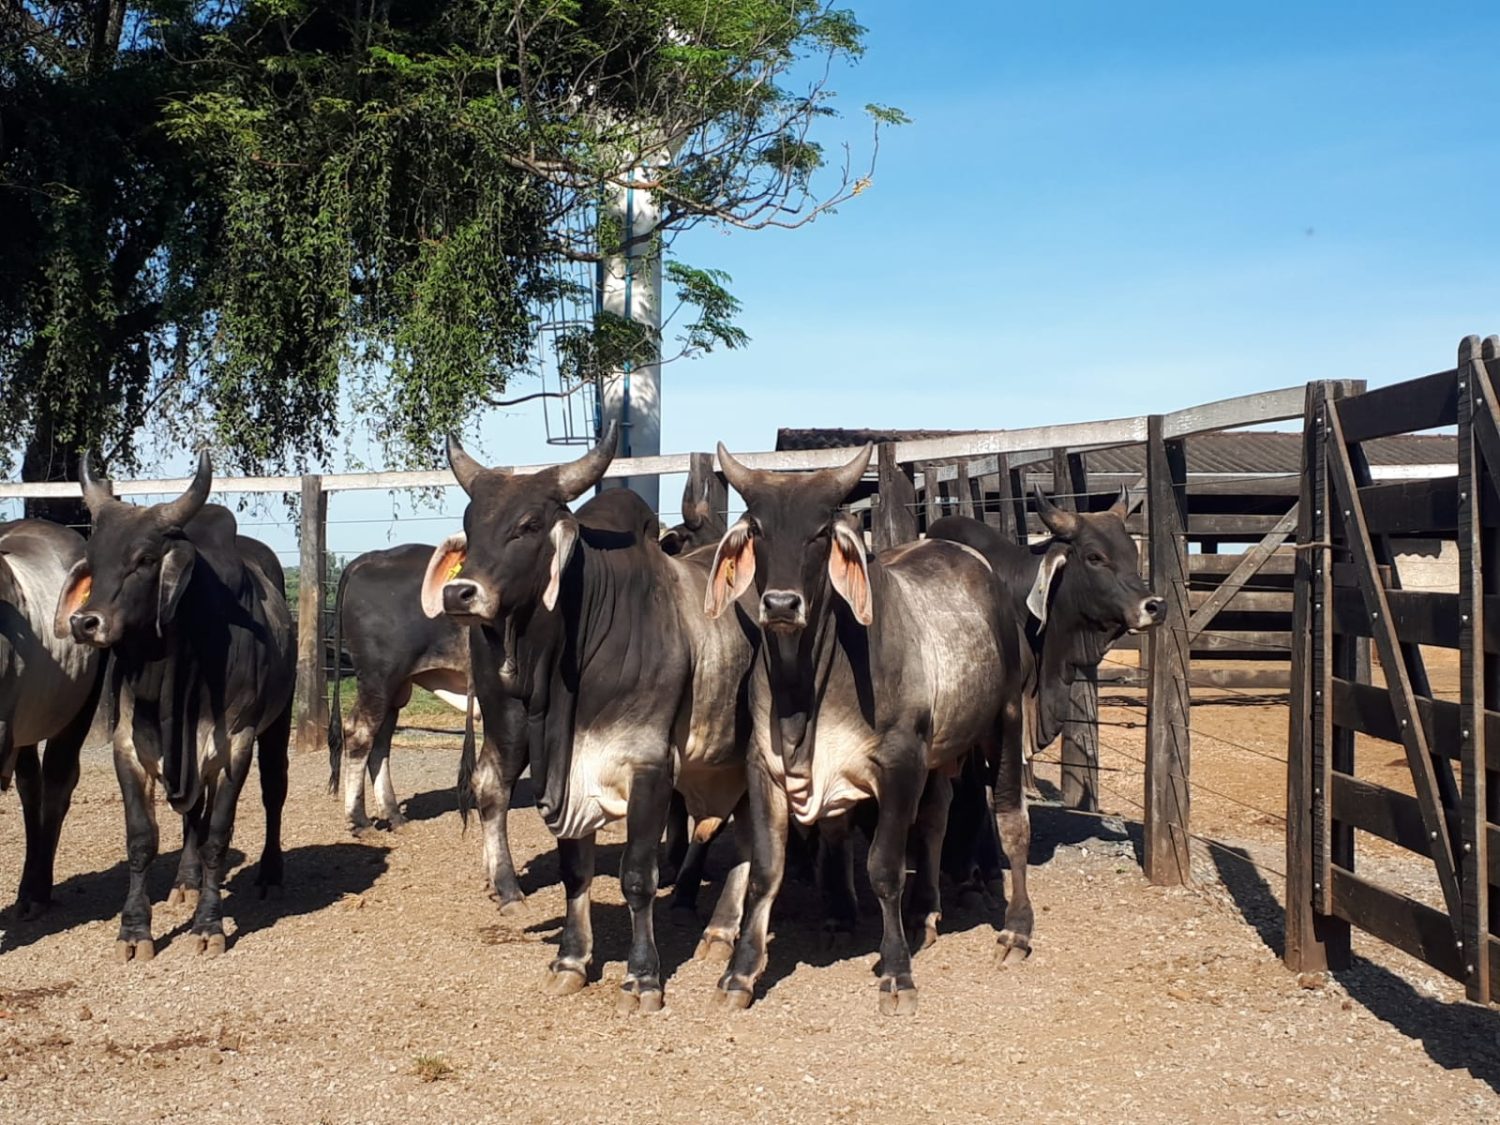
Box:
[1, 1, 901, 507]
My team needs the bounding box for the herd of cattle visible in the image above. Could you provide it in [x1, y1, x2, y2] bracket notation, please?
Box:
[0, 427, 1162, 1014]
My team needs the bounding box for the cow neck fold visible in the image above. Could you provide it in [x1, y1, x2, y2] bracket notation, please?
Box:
[1028, 553, 1124, 748]
[763, 561, 881, 781]
[512, 529, 665, 832]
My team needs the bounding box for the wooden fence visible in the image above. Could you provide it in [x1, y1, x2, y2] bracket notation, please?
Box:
[1286, 335, 1498, 1003]
[0, 381, 1338, 889]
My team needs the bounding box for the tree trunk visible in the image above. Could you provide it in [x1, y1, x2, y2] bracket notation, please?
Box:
[21, 418, 88, 530]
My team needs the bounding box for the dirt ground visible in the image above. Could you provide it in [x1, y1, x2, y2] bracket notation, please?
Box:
[2, 678, 1499, 1123]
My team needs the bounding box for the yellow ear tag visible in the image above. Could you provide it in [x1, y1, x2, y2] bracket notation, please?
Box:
[723, 558, 735, 586]
[445, 558, 463, 582]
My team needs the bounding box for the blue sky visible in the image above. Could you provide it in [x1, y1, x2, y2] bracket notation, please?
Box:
[21, 3, 1492, 560]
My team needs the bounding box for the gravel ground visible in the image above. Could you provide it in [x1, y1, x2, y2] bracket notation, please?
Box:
[2, 687, 1498, 1124]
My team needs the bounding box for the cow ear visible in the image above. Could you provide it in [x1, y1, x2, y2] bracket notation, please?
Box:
[704, 518, 756, 619]
[543, 517, 579, 612]
[1025, 544, 1068, 627]
[53, 559, 92, 639]
[156, 543, 197, 636]
[422, 532, 467, 619]
[828, 521, 873, 626]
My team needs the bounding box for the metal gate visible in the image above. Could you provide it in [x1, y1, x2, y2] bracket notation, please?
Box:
[1287, 335, 1499, 1003]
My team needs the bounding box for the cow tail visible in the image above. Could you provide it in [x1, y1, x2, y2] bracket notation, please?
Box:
[457, 673, 477, 831]
[326, 563, 351, 794]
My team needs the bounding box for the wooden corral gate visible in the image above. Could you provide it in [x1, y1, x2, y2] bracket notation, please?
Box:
[1287, 335, 1500, 1005]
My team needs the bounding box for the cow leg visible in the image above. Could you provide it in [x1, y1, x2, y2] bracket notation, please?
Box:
[545, 833, 595, 996]
[368, 708, 404, 829]
[168, 816, 202, 909]
[618, 765, 673, 1014]
[255, 703, 292, 896]
[189, 732, 256, 955]
[816, 811, 857, 949]
[474, 703, 526, 910]
[661, 790, 690, 887]
[870, 751, 925, 1016]
[994, 726, 1034, 966]
[340, 698, 383, 833]
[905, 772, 952, 954]
[694, 799, 752, 963]
[667, 813, 726, 920]
[112, 746, 159, 962]
[716, 762, 788, 1009]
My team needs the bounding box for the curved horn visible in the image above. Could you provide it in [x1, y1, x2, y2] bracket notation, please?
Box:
[1108, 484, 1131, 519]
[822, 444, 874, 502]
[716, 443, 760, 498]
[554, 421, 619, 501]
[1033, 485, 1080, 538]
[447, 433, 487, 495]
[78, 450, 115, 516]
[157, 448, 212, 528]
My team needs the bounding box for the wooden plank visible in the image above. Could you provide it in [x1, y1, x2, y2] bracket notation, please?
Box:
[1286, 382, 1350, 973]
[1330, 587, 1487, 652]
[1126, 513, 1301, 537]
[1186, 505, 1300, 639]
[919, 461, 943, 531]
[1328, 866, 1465, 981]
[1050, 450, 1099, 811]
[872, 443, 918, 551]
[1330, 771, 1442, 856]
[1162, 385, 1323, 439]
[1145, 417, 1191, 885]
[1188, 666, 1291, 689]
[998, 455, 1028, 544]
[1335, 367, 1460, 444]
[1459, 334, 1493, 1001]
[685, 451, 729, 534]
[1330, 677, 1500, 770]
[1190, 553, 1295, 576]
[294, 475, 328, 757]
[1324, 402, 1465, 930]
[1191, 631, 1291, 653]
[1356, 477, 1460, 535]
[1188, 589, 1294, 614]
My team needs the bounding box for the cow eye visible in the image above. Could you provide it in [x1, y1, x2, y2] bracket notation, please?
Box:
[516, 517, 541, 535]
[1086, 551, 1107, 567]
[136, 553, 157, 570]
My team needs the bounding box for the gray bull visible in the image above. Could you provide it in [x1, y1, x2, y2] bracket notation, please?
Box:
[58, 452, 295, 960]
[0, 520, 104, 919]
[704, 444, 1030, 1014]
[422, 426, 758, 1012]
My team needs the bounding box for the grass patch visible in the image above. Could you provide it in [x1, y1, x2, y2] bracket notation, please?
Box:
[413, 1054, 456, 1083]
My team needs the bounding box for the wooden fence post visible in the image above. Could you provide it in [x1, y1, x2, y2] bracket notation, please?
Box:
[1051, 446, 1100, 811]
[873, 443, 918, 550]
[686, 452, 728, 531]
[1285, 382, 1351, 972]
[996, 455, 1028, 543]
[1145, 416, 1191, 884]
[294, 474, 328, 757]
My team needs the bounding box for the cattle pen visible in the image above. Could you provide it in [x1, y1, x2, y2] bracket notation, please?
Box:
[1, 339, 1497, 1120]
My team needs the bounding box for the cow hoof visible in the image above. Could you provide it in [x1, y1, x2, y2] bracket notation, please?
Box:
[877, 980, 918, 1016]
[543, 966, 588, 997]
[167, 886, 200, 910]
[193, 932, 227, 958]
[114, 938, 154, 963]
[694, 933, 735, 963]
[617, 983, 664, 1015]
[495, 895, 525, 916]
[257, 882, 285, 902]
[996, 931, 1032, 967]
[713, 987, 753, 1011]
[17, 898, 49, 922]
[383, 813, 408, 832]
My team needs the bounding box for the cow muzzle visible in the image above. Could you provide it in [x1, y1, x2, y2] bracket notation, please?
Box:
[1127, 596, 1166, 632]
[759, 590, 806, 633]
[69, 611, 116, 648]
[442, 578, 498, 622]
